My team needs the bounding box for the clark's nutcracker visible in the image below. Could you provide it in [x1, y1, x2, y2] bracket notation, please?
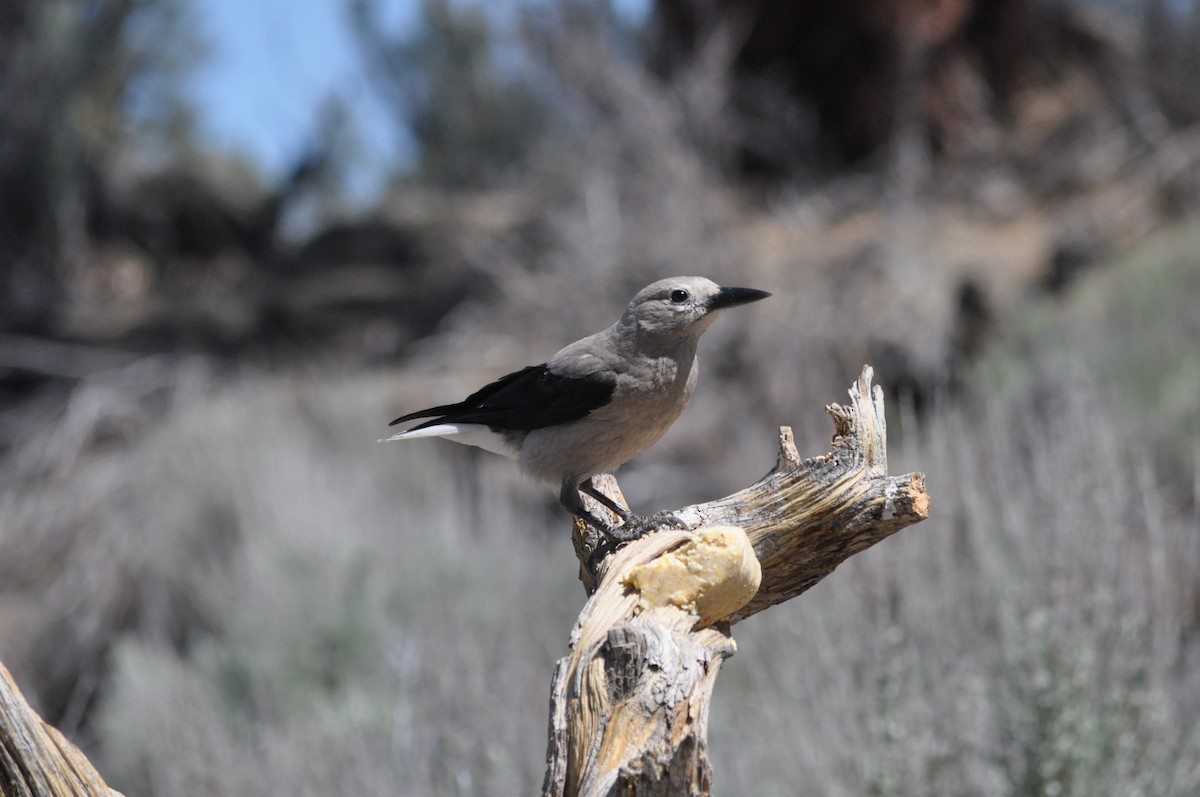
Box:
[383, 276, 770, 541]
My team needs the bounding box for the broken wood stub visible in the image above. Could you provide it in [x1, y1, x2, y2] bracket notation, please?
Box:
[0, 660, 123, 797]
[545, 365, 930, 797]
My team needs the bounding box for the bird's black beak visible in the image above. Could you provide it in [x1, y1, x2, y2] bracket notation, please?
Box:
[707, 286, 772, 311]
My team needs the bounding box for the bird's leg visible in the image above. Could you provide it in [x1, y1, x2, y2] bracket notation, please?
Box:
[579, 478, 690, 537]
[559, 480, 626, 541]
[572, 479, 687, 542]
[579, 478, 633, 522]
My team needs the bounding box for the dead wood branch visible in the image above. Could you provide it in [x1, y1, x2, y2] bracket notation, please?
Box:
[544, 365, 929, 797]
[0, 660, 122, 797]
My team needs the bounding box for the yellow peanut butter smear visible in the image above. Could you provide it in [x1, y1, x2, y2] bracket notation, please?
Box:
[624, 526, 762, 626]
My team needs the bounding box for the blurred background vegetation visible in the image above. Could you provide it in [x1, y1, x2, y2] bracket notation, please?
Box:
[1, 0, 1199, 794]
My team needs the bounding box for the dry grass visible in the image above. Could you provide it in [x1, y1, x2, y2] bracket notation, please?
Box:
[1, 368, 585, 795]
[714, 367, 1200, 795]
[3, 230, 1199, 795]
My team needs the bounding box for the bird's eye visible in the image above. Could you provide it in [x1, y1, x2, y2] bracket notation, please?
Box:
[670, 289, 690, 304]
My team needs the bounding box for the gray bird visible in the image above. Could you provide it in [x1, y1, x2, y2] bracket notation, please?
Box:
[383, 276, 770, 541]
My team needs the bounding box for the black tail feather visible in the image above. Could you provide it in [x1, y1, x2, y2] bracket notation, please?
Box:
[388, 403, 464, 426]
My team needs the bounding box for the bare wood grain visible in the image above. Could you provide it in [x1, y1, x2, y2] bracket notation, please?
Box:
[0, 660, 122, 797]
[545, 365, 930, 797]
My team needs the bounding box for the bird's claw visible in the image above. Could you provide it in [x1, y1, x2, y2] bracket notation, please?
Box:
[585, 512, 688, 572]
[605, 511, 686, 542]
[633, 510, 688, 535]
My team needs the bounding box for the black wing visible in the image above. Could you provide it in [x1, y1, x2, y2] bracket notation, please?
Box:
[388, 364, 616, 432]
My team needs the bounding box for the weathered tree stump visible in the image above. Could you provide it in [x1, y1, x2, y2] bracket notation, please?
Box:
[543, 365, 930, 797]
[0, 660, 122, 797]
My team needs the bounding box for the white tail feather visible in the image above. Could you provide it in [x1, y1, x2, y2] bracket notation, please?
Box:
[379, 422, 517, 459]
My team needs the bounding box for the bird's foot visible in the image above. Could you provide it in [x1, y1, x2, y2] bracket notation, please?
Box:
[609, 511, 688, 541]
[584, 512, 688, 571]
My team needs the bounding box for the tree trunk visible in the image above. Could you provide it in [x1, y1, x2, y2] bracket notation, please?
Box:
[543, 365, 930, 797]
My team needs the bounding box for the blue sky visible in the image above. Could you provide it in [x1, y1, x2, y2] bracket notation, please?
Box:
[188, 0, 417, 199]
[187, 0, 648, 202]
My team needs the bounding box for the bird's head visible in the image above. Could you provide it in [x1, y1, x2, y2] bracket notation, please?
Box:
[619, 276, 771, 344]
